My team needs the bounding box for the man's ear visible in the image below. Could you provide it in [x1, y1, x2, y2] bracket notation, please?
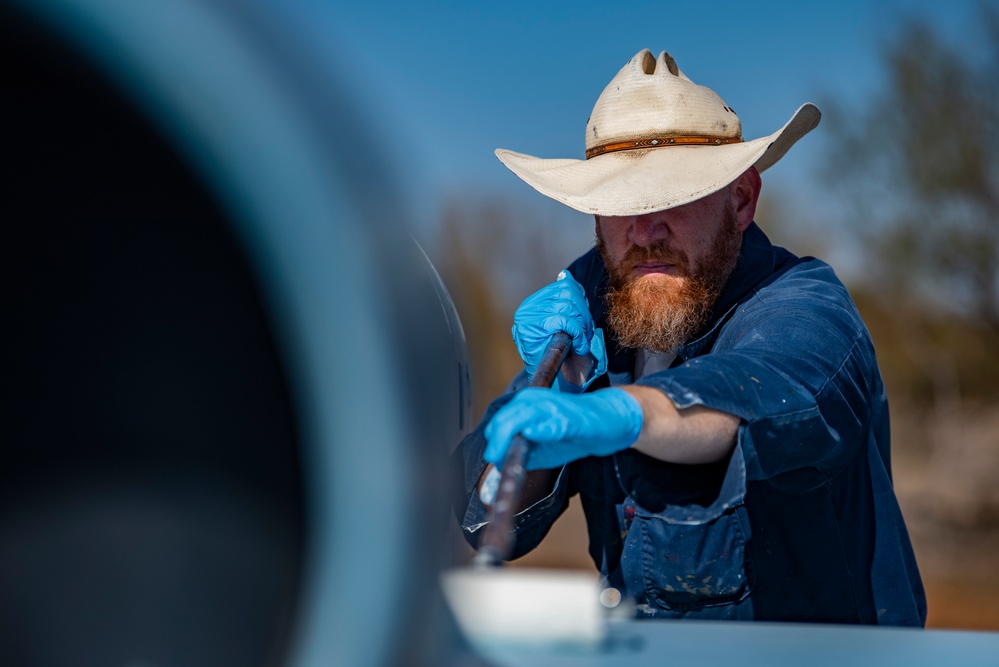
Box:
[732, 167, 762, 232]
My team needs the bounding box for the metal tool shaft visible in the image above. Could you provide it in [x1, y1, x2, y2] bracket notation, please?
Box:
[474, 331, 572, 567]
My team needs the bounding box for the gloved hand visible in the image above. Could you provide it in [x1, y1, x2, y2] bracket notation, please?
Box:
[484, 387, 643, 471]
[512, 271, 607, 393]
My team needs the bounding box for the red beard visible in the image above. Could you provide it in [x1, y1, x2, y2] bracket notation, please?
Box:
[598, 205, 743, 353]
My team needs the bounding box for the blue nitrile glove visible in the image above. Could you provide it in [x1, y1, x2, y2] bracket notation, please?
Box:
[512, 270, 608, 392]
[484, 387, 643, 471]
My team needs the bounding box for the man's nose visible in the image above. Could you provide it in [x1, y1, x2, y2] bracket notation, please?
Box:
[628, 213, 669, 246]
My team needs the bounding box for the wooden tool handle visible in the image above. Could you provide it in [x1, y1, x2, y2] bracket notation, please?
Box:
[474, 331, 573, 567]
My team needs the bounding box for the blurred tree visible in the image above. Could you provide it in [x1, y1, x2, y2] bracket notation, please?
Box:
[825, 7, 999, 327]
[823, 6, 999, 405]
[754, 189, 830, 261]
[822, 6, 999, 531]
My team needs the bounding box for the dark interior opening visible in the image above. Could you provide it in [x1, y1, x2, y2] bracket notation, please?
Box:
[0, 7, 306, 666]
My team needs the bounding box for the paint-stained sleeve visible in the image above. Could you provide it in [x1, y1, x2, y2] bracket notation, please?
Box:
[451, 370, 573, 560]
[635, 261, 880, 491]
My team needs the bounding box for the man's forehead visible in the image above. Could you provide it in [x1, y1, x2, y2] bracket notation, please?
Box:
[594, 188, 732, 222]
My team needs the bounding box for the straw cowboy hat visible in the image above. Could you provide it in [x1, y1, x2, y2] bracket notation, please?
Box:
[495, 49, 821, 216]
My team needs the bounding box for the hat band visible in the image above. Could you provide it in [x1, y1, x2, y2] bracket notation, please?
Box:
[585, 134, 743, 159]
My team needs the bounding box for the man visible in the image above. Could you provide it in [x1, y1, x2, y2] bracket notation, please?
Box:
[454, 49, 926, 625]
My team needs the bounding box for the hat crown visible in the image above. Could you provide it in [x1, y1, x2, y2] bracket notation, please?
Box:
[585, 50, 742, 152]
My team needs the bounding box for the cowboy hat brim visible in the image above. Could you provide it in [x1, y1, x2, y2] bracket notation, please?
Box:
[495, 103, 821, 217]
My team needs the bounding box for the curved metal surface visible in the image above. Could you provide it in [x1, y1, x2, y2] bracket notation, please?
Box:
[479, 618, 999, 667]
[2, 1, 458, 666]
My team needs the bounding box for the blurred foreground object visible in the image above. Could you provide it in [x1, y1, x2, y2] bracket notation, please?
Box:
[0, 1, 467, 666]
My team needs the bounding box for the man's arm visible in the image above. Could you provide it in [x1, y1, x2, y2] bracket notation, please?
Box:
[621, 385, 740, 465]
[477, 386, 738, 510]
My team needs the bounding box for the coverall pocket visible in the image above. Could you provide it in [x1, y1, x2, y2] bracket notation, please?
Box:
[622, 499, 753, 611]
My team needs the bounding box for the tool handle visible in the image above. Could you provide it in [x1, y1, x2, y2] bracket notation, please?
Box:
[474, 330, 573, 567]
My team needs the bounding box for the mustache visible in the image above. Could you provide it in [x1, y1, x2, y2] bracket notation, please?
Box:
[620, 242, 689, 276]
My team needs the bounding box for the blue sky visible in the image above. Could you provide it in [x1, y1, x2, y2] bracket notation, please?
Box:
[279, 0, 991, 269]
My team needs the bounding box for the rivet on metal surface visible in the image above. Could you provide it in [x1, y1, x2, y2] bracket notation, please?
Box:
[599, 588, 623, 608]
